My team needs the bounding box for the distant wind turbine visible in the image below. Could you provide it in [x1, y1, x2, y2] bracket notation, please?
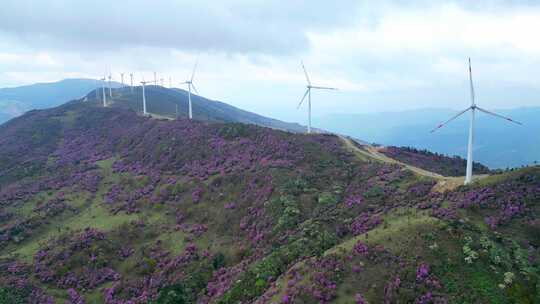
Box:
[431, 58, 522, 185]
[154, 72, 157, 86]
[120, 73, 125, 87]
[181, 60, 199, 119]
[101, 77, 107, 107]
[297, 61, 337, 134]
[140, 80, 151, 116]
[130, 73, 134, 93]
[108, 74, 112, 98]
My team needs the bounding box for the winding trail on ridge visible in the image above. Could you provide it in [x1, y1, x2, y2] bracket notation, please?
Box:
[339, 136, 488, 192]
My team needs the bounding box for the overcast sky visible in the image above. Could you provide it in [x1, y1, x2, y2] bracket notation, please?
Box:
[1, 0, 539, 123]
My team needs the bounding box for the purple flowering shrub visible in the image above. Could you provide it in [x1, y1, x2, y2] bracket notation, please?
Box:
[435, 171, 540, 229]
[380, 146, 490, 177]
[0, 260, 55, 304]
[33, 228, 120, 290]
[0, 109, 63, 184]
[259, 241, 447, 304]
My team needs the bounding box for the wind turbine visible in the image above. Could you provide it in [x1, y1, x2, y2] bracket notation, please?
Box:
[140, 79, 151, 116]
[130, 73, 134, 93]
[431, 58, 522, 185]
[297, 61, 337, 134]
[108, 74, 113, 98]
[154, 72, 157, 86]
[181, 60, 199, 119]
[101, 77, 107, 107]
[120, 73, 125, 87]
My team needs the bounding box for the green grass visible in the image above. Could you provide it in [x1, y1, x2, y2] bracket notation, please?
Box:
[85, 283, 113, 303]
[157, 230, 187, 255]
[437, 260, 507, 304]
[1, 158, 137, 262]
[5, 190, 57, 218]
[55, 110, 79, 127]
[325, 208, 442, 256]
[5, 196, 138, 262]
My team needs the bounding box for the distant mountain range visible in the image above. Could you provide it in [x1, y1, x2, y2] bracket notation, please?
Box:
[0, 79, 119, 124]
[0, 79, 306, 133]
[316, 108, 540, 169]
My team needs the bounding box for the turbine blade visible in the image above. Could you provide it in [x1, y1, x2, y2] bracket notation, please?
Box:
[297, 89, 310, 109]
[310, 85, 338, 90]
[469, 58, 476, 107]
[191, 59, 199, 83]
[476, 107, 522, 125]
[431, 107, 472, 133]
[301, 61, 311, 85]
[191, 83, 199, 95]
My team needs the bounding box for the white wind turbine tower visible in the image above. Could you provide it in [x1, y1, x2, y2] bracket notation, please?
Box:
[181, 60, 199, 120]
[108, 74, 113, 98]
[120, 73, 125, 87]
[154, 72, 157, 86]
[101, 77, 107, 107]
[140, 79, 151, 116]
[130, 73, 134, 93]
[297, 61, 337, 134]
[431, 58, 522, 185]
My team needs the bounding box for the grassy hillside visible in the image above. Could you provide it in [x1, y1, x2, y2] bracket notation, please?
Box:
[0, 101, 539, 303]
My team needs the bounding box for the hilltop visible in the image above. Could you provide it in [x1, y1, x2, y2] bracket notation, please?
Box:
[0, 101, 539, 303]
[87, 86, 306, 133]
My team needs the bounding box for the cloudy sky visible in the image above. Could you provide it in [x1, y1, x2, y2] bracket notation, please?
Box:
[1, 0, 539, 122]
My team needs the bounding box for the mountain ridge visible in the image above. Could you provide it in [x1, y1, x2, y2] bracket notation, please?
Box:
[86, 85, 306, 133]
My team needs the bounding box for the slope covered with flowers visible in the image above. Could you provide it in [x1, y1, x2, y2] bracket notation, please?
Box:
[0, 101, 539, 303]
[380, 146, 491, 177]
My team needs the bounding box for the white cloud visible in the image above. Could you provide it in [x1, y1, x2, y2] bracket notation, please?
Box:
[0, 1, 539, 121]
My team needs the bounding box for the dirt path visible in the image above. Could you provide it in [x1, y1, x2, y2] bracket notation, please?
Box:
[340, 136, 487, 192]
[148, 113, 174, 120]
